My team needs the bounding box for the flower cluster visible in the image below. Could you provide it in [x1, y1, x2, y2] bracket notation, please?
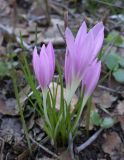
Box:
[32, 21, 104, 144]
[33, 21, 104, 102]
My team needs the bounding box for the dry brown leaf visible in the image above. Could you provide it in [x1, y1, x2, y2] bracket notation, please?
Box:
[58, 150, 72, 160]
[117, 100, 124, 115]
[0, 117, 22, 143]
[17, 144, 37, 160]
[0, 98, 18, 116]
[0, 46, 6, 55]
[15, 27, 29, 37]
[29, 32, 43, 43]
[29, 1, 46, 17]
[0, 0, 10, 15]
[35, 118, 44, 129]
[17, 85, 31, 108]
[28, 22, 43, 33]
[27, 114, 35, 130]
[41, 18, 64, 45]
[93, 89, 117, 108]
[27, 18, 64, 45]
[116, 116, 124, 132]
[102, 132, 122, 156]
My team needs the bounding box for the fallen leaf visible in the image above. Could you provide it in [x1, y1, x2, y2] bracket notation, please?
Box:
[27, 114, 35, 130]
[17, 144, 37, 160]
[0, 98, 18, 116]
[117, 100, 124, 115]
[17, 85, 31, 108]
[93, 89, 117, 108]
[15, 27, 29, 37]
[116, 116, 124, 132]
[41, 18, 64, 45]
[29, 1, 46, 18]
[59, 150, 72, 160]
[28, 22, 43, 33]
[35, 118, 44, 129]
[0, 117, 22, 143]
[102, 132, 123, 158]
[28, 32, 43, 43]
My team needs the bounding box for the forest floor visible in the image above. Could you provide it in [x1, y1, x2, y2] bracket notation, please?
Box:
[0, 0, 124, 159]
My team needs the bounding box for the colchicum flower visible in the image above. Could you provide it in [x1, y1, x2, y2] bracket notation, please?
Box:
[82, 60, 101, 101]
[32, 42, 55, 130]
[65, 21, 104, 104]
[32, 42, 55, 93]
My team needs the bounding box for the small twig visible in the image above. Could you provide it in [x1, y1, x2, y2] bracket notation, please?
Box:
[75, 128, 103, 153]
[50, 1, 76, 18]
[17, 144, 37, 160]
[64, 11, 68, 30]
[56, 24, 66, 43]
[28, 15, 46, 23]
[29, 136, 59, 159]
[0, 24, 32, 52]
[95, 0, 124, 9]
[97, 106, 112, 116]
[50, 3, 63, 16]
[5, 153, 9, 160]
[22, 85, 41, 103]
[44, 0, 51, 25]
[21, 75, 59, 106]
[98, 85, 123, 94]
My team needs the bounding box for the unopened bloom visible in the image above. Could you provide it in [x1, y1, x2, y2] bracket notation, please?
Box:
[65, 21, 104, 104]
[82, 60, 101, 100]
[72, 60, 101, 133]
[32, 42, 55, 92]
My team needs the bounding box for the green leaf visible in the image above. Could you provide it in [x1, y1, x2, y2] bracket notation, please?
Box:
[113, 69, 124, 83]
[0, 61, 18, 78]
[0, 61, 9, 77]
[106, 31, 123, 45]
[101, 117, 114, 128]
[103, 53, 120, 71]
[119, 58, 124, 68]
[90, 111, 102, 126]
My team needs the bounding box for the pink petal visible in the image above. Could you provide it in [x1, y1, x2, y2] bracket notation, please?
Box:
[64, 49, 74, 87]
[92, 22, 104, 37]
[75, 21, 87, 47]
[82, 60, 101, 97]
[32, 47, 40, 82]
[65, 27, 75, 55]
[76, 31, 94, 79]
[93, 27, 104, 57]
[46, 42, 55, 80]
[39, 45, 50, 89]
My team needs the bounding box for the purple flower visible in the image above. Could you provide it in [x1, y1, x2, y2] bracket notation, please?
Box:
[32, 42, 55, 91]
[64, 21, 104, 103]
[82, 60, 101, 98]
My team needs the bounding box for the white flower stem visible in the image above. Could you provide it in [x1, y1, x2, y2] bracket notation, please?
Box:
[43, 89, 52, 130]
[66, 79, 80, 106]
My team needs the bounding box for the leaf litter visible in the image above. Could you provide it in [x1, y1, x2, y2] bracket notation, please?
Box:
[0, 0, 124, 159]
